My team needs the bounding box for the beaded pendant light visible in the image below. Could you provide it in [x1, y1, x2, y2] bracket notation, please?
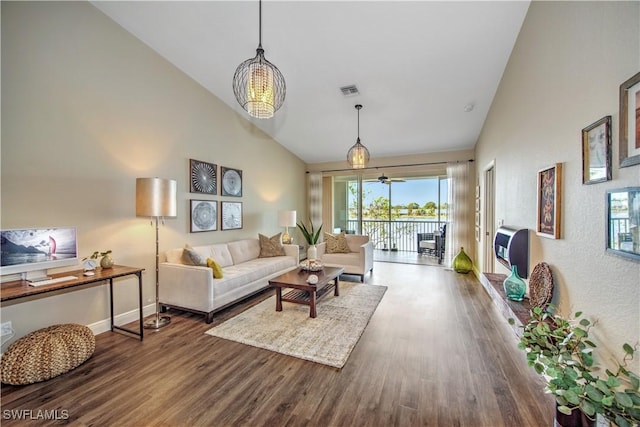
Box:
[232, 0, 286, 119]
[347, 104, 370, 169]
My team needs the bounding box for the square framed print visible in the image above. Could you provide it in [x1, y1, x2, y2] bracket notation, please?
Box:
[221, 201, 242, 230]
[190, 159, 217, 194]
[221, 167, 242, 197]
[619, 71, 640, 168]
[536, 163, 562, 239]
[581, 115, 612, 184]
[606, 187, 640, 262]
[190, 200, 217, 232]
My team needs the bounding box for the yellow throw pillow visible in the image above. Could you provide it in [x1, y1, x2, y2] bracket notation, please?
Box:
[258, 233, 286, 257]
[206, 258, 224, 279]
[324, 232, 351, 254]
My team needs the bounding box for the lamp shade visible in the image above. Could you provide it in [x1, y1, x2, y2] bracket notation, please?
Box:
[136, 178, 177, 218]
[278, 210, 297, 227]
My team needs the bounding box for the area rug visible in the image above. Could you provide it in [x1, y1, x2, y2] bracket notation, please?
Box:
[205, 282, 387, 368]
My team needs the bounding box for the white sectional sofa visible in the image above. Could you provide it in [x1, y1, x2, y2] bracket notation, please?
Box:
[159, 238, 299, 323]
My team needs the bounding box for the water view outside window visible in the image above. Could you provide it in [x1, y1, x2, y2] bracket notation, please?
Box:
[344, 177, 449, 251]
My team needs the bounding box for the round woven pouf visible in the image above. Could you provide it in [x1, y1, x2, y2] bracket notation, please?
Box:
[1, 323, 95, 385]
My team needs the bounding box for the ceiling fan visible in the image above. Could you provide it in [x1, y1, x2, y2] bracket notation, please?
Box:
[377, 173, 405, 184]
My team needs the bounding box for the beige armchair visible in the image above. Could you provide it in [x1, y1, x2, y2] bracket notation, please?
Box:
[316, 234, 374, 282]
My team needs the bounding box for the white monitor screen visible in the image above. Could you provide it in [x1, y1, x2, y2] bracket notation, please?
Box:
[0, 227, 79, 277]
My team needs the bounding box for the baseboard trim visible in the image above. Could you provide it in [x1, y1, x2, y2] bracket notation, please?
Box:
[87, 303, 156, 336]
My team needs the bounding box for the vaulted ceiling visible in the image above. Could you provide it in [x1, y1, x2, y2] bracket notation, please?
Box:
[92, 1, 530, 165]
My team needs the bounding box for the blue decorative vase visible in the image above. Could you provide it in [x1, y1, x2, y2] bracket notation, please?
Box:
[503, 265, 526, 301]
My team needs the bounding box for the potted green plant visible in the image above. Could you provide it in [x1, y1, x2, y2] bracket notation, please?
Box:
[512, 305, 640, 427]
[297, 220, 322, 260]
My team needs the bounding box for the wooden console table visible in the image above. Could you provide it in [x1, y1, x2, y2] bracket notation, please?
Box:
[1, 265, 145, 340]
[479, 272, 531, 338]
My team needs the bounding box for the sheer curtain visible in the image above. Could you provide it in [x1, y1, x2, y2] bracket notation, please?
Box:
[444, 162, 473, 268]
[308, 172, 323, 239]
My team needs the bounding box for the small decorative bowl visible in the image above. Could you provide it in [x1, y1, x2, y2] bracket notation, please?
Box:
[300, 262, 324, 272]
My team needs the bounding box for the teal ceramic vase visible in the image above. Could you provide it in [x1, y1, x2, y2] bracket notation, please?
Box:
[503, 265, 526, 301]
[452, 247, 472, 274]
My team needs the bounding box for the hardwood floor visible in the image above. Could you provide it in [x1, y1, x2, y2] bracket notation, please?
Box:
[1, 262, 554, 426]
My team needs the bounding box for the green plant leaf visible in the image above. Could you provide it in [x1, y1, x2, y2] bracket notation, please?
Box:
[623, 343, 635, 355]
[602, 395, 614, 406]
[615, 392, 634, 408]
[557, 405, 573, 416]
[585, 384, 604, 402]
[564, 389, 580, 405]
[615, 416, 631, 427]
[573, 327, 587, 338]
[579, 318, 590, 327]
[580, 400, 596, 416]
[596, 380, 611, 394]
[629, 373, 640, 391]
[607, 375, 621, 388]
[574, 311, 582, 318]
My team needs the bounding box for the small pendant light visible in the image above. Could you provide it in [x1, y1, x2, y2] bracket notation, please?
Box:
[347, 104, 370, 169]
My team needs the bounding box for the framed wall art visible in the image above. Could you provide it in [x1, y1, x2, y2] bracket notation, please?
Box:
[619, 71, 640, 168]
[536, 163, 562, 239]
[190, 200, 217, 232]
[221, 167, 242, 197]
[581, 115, 612, 184]
[190, 159, 217, 194]
[606, 187, 640, 261]
[221, 201, 242, 230]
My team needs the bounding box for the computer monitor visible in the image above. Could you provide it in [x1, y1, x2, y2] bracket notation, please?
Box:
[0, 227, 79, 281]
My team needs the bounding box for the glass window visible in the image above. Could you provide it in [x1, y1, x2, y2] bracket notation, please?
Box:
[338, 174, 448, 253]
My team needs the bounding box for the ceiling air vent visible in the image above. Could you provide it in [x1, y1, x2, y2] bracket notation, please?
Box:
[340, 85, 359, 97]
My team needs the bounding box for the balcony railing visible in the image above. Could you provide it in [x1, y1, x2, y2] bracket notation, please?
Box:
[610, 217, 632, 250]
[346, 219, 444, 252]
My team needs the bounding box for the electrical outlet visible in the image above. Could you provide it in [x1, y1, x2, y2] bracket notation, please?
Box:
[1, 321, 13, 337]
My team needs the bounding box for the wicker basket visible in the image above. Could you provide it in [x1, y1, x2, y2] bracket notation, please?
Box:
[1, 323, 95, 385]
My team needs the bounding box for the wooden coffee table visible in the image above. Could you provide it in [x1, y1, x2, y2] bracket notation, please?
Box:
[269, 266, 344, 318]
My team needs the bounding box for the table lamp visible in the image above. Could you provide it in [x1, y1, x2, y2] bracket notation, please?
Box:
[136, 177, 177, 329]
[278, 210, 296, 244]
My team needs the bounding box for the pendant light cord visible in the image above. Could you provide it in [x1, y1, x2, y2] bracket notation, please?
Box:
[356, 104, 362, 142]
[258, 0, 262, 48]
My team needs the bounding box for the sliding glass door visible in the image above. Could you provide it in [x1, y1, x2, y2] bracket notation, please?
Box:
[335, 174, 448, 253]
[332, 175, 361, 234]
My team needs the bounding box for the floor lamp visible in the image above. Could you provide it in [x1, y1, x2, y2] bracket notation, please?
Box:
[136, 177, 177, 329]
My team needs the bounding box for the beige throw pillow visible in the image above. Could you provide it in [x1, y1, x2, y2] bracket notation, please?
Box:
[181, 244, 206, 266]
[324, 232, 351, 254]
[258, 233, 286, 257]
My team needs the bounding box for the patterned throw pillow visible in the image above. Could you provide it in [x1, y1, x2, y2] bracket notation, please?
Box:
[324, 232, 351, 254]
[181, 244, 206, 266]
[258, 233, 286, 257]
[206, 258, 224, 279]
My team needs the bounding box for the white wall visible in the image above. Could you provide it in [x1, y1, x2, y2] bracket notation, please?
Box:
[475, 1, 639, 369]
[1, 2, 306, 343]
